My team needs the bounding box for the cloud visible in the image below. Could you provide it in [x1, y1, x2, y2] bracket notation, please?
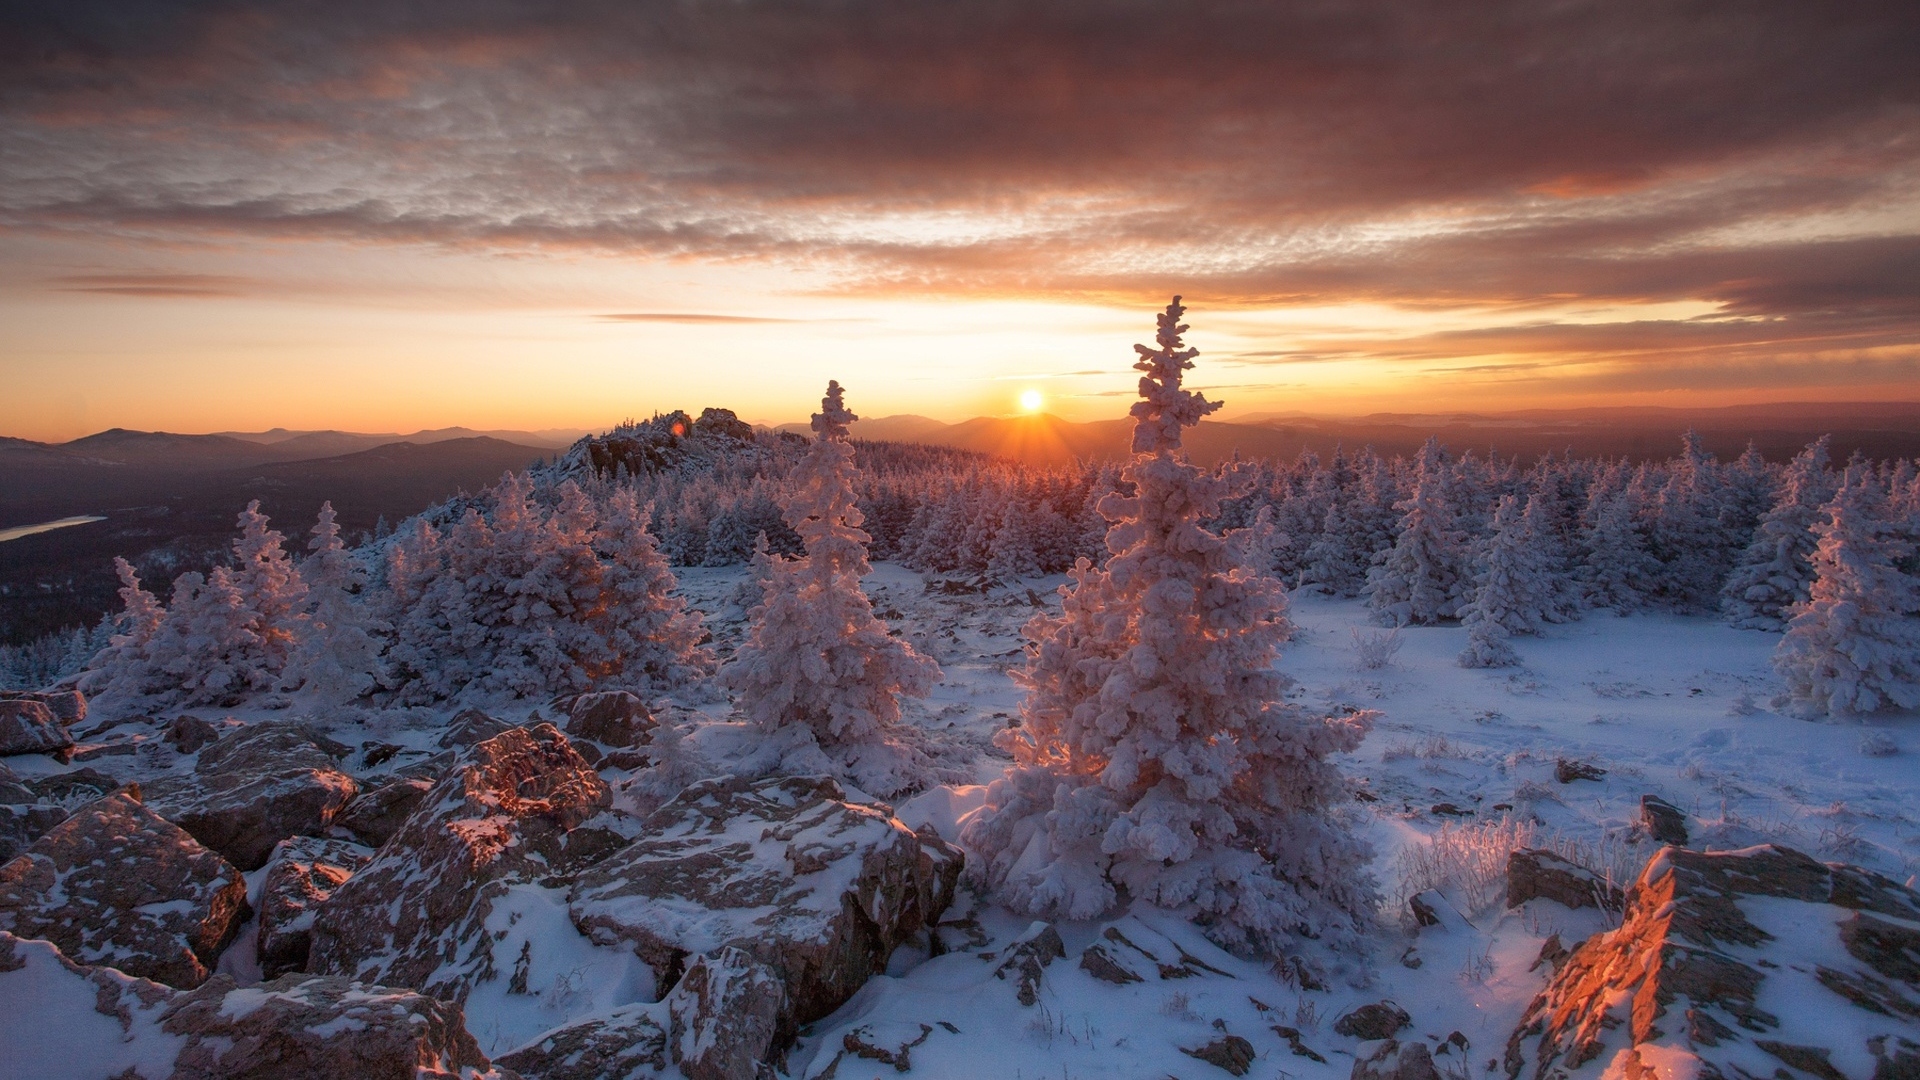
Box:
[597, 313, 828, 325]
[47, 272, 249, 298]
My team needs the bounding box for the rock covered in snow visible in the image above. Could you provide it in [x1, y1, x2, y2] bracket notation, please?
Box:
[336, 775, 436, 848]
[496, 1001, 667, 1080]
[1639, 794, 1689, 845]
[568, 774, 962, 1029]
[567, 690, 654, 748]
[1504, 843, 1920, 1080]
[309, 723, 611, 1001]
[0, 931, 510, 1080]
[0, 688, 87, 726]
[142, 719, 360, 869]
[257, 835, 374, 979]
[1334, 1001, 1413, 1041]
[667, 946, 788, 1080]
[163, 713, 221, 754]
[1353, 1039, 1442, 1080]
[0, 699, 72, 758]
[437, 707, 521, 750]
[0, 790, 247, 988]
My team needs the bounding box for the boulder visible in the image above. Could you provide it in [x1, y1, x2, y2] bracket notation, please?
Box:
[257, 836, 374, 979]
[1354, 1039, 1442, 1080]
[1506, 848, 1622, 911]
[1640, 794, 1689, 845]
[24, 766, 118, 803]
[0, 931, 508, 1080]
[0, 689, 87, 726]
[567, 690, 654, 748]
[0, 802, 67, 863]
[163, 714, 221, 754]
[335, 775, 435, 848]
[0, 790, 248, 988]
[0, 700, 72, 758]
[1554, 758, 1607, 784]
[667, 946, 787, 1080]
[1185, 1034, 1257, 1076]
[1504, 843, 1920, 1080]
[497, 1002, 668, 1080]
[569, 775, 963, 1032]
[1335, 1000, 1413, 1041]
[994, 922, 1065, 1006]
[437, 707, 518, 749]
[142, 720, 360, 869]
[309, 723, 611, 1003]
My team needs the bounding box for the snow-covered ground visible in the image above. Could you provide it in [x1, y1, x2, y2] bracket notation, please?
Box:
[15, 562, 1917, 1077]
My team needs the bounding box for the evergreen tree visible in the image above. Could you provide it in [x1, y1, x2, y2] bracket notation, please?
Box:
[281, 501, 384, 701]
[1579, 468, 1658, 614]
[1773, 466, 1920, 718]
[1722, 437, 1834, 630]
[962, 298, 1376, 955]
[592, 487, 712, 691]
[722, 380, 941, 795]
[228, 500, 308, 673]
[1458, 496, 1536, 668]
[80, 558, 167, 699]
[1365, 439, 1466, 625]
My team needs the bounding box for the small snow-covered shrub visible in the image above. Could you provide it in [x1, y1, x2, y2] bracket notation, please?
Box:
[1349, 627, 1404, 670]
[1860, 731, 1899, 757]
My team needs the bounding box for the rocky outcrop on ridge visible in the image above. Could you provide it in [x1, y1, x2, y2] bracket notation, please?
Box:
[143, 720, 360, 869]
[257, 835, 374, 979]
[336, 775, 435, 848]
[1505, 843, 1920, 1080]
[0, 688, 87, 726]
[568, 774, 963, 1036]
[0, 699, 73, 758]
[0, 789, 247, 989]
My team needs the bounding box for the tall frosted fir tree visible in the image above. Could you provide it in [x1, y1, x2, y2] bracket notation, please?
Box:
[722, 380, 942, 795]
[281, 501, 384, 702]
[962, 298, 1377, 956]
[1773, 465, 1920, 718]
[1722, 436, 1834, 630]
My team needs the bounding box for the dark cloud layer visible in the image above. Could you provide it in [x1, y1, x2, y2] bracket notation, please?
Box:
[3, 0, 1918, 385]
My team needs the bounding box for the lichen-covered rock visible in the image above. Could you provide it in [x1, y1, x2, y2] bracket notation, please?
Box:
[0, 689, 87, 726]
[496, 1002, 668, 1080]
[568, 691, 654, 748]
[0, 699, 72, 758]
[337, 776, 436, 848]
[143, 720, 360, 869]
[568, 775, 962, 1031]
[668, 946, 787, 1080]
[308, 723, 611, 1002]
[0, 931, 511, 1080]
[1504, 843, 1920, 1080]
[1506, 848, 1622, 911]
[0, 790, 247, 988]
[258, 835, 374, 979]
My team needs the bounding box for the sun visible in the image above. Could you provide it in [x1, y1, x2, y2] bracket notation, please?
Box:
[1018, 388, 1043, 413]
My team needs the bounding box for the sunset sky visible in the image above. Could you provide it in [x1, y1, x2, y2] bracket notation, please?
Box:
[2, 1, 1917, 442]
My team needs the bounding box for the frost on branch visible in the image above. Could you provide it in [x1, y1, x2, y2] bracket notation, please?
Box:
[961, 298, 1378, 957]
[280, 501, 384, 703]
[722, 380, 943, 796]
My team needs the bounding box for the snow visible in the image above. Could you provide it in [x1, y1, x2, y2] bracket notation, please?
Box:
[0, 936, 186, 1080]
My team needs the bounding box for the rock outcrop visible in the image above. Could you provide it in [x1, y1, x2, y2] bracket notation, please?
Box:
[308, 723, 611, 1002]
[1506, 848, 1622, 911]
[1354, 1039, 1443, 1080]
[257, 835, 374, 979]
[1505, 843, 1920, 1080]
[0, 931, 508, 1080]
[567, 690, 654, 748]
[1639, 794, 1689, 845]
[336, 776, 435, 848]
[0, 699, 72, 758]
[0, 689, 87, 726]
[0, 790, 247, 988]
[667, 946, 788, 1080]
[568, 775, 962, 1035]
[496, 1003, 668, 1080]
[143, 720, 360, 869]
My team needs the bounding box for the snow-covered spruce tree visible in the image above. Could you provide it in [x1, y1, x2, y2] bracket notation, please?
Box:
[1773, 465, 1920, 718]
[144, 566, 267, 704]
[961, 297, 1377, 956]
[281, 502, 385, 701]
[1722, 436, 1834, 631]
[1579, 470, 1658, 614]
[590, 486, 712, 691]
[1365, 438, 1466, 625]
[721, 380, 942, 795]
[228, 499, 308, 674]
[79, 557, 167, 698]
[1458, 495, 1537, 668]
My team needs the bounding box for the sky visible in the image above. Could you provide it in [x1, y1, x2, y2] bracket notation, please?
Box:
[2, 1, 1918, 442]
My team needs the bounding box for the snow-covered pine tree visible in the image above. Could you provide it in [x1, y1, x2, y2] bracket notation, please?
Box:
[1773, 465, 1920, 718]
[145, 567, 267, 704]
[1365, 438, 1466, 625]
[281, 501, 384, 702]
[1647, 430, 1732, 609]
[228, 500, 308, 674]
[1579, 466, 1658, 614]
[1722, 436, 1834, 630]
[1522, 490, 1583, 624]
[961, 297, 1377, 956]
[591, 486, 712, 692]
[721, 380, 941, 795]
[80, 557, 167, 699]
[1458, 495, 1537, 668]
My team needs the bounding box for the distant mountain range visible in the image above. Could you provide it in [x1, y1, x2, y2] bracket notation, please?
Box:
[783, 401, 1920, 467]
